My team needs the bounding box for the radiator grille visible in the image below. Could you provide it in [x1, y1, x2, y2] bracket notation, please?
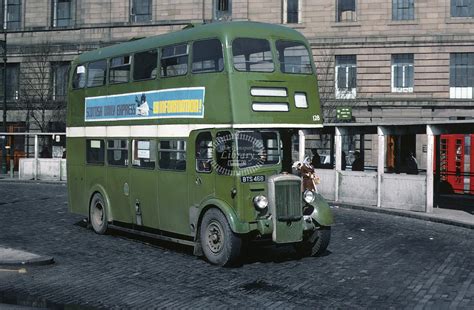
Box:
[274, 180, 302, 221]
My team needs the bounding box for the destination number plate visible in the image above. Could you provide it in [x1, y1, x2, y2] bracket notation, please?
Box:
[241, 175, 266, 183]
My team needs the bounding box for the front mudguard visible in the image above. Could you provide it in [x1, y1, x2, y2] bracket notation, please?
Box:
[304, 193, 334, 228]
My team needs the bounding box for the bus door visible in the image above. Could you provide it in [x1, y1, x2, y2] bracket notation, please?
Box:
[156, 138, 189, 235]
[214, 131, 236, 209]
[129, 139, 160, 229]
[190, 131, 216, 214]
[105, 138, 132, 223]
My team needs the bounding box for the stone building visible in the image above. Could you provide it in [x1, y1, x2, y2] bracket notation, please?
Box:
[0, 0, 472, 172]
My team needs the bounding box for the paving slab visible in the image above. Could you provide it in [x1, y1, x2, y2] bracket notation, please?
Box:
[0, 247, 54, 266]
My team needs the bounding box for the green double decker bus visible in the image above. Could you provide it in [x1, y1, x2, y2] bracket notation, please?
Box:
[67, 21, 333, 266]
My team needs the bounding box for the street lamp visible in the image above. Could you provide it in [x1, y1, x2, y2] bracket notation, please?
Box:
[1, 30, 6, 174]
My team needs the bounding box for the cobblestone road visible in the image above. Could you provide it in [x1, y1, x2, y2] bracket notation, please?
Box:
[0, 182, 473, 309]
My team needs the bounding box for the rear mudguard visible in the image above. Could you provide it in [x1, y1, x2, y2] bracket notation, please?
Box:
[307, 193, 334, 227]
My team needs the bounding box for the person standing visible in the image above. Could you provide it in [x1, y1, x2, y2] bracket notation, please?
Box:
[311, 148, 321, 168]
[351, 151, 364, 171]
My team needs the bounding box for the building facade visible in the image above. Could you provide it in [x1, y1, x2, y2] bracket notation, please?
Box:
[0, 0, 472, 174]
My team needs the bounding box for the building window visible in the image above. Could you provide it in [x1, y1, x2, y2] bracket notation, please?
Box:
[392, 0, 414, 20]
[107, 139, 129, 167]
[131, 0, 152, 23]
[451, 0, 474, 17]
[391, 54, 414, 92]
[450, 53, 474, 99]
[335, 55, 356, 99]
[52, 62, 69, 101]
[0, 63, 19, 101]
[284, 0, 300, 24]
[214, 0, 232, 20]
[52, 0, 73, 27]
[159, 140, 186, 171]
[337, 0, 356, 22]
[2, 0, 21, 30]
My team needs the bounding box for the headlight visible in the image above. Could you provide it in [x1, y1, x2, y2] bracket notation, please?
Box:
[303, 190, 315, 203]
[253, 195, 268, 210]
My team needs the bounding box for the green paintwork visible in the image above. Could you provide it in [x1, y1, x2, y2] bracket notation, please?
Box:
[309, 193, 335, 227]
[67, 21, 329, 248]
[67, 21, 322, 128]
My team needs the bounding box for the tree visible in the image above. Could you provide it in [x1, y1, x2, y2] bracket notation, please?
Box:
[19, 43, 68, 134]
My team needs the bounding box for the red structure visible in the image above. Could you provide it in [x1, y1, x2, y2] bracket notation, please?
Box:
[439, 134, 473, 194]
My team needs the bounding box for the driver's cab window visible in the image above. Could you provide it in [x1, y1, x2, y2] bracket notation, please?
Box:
[215, 131, 233, 175]
[196, 132, 213, 173]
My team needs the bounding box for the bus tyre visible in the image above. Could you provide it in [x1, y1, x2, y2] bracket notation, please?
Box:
[295, 226, 331, 257]
[200, 209, 242, 266]
[89, 193, 108, 235]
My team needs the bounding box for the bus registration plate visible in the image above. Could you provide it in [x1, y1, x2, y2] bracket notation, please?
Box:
[241, 175, 266, 183]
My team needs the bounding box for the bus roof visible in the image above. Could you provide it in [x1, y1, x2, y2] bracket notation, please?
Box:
[74, 21, 308, 64]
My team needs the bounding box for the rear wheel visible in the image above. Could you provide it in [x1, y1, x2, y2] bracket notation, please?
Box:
[200, 208, 242, 266]
[295, 226, 331, 257]
[89, 193, 108, 235]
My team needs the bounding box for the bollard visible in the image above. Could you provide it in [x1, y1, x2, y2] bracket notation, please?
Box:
[9, 159, 13, 178]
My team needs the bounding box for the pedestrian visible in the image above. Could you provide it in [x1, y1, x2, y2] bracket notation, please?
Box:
[352, 151, 364, 171]
[311, 148, 321, 168]
[341, 151, 347, 171]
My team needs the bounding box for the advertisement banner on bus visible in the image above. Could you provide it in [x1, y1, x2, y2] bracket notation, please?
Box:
[85, 87, 205, 122]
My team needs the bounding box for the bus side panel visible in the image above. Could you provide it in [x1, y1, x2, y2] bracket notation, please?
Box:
[67, 138, 86, 216]
[85, 165, 108, 218]
[157, 169, 190, 235]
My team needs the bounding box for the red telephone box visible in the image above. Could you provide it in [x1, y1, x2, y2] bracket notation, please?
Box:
[439, 134, 469, 194]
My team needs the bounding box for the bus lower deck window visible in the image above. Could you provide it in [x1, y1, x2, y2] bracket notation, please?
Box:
[158, 140, 186, 171]
[132, 139, 156, 169]
[86, 139, 105, 165]
[107, 139, 129, 166]
[196, 132, 213, 173]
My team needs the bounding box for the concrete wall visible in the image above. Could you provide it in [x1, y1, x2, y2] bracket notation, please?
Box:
[19, 159, 67, 181]
[381, 174, 427, 212]
[316, 168, 427, 212]
[338, 171, 378, 207]
[317, 169, 336, 201]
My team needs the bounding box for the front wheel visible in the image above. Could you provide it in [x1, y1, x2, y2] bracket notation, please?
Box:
[294, 226, 331, 257]
[200, 208, 242, 266]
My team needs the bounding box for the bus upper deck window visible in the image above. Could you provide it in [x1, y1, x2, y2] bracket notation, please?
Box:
[72, 65, 86, 89]
[192, 39, 224, 73]
[232, 38, 274, 72]
[161, 44, 188, 77]
[133, 50, 157, 81]
[110, 56, 131, 84]
[276, 41, 312, 74]
[87, 60, 107, 87]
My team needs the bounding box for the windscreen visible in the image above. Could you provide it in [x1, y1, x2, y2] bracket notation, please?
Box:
[236, 131, 280, 168]
[276, 40, 312, 74]
[232, 38, 274, 72]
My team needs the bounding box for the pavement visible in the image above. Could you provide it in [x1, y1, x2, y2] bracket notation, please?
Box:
[0, 182, 473, 309]
[0, 248, 53, 266]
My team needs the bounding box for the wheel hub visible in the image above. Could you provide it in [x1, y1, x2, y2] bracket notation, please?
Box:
[206, 221, 224, 253]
